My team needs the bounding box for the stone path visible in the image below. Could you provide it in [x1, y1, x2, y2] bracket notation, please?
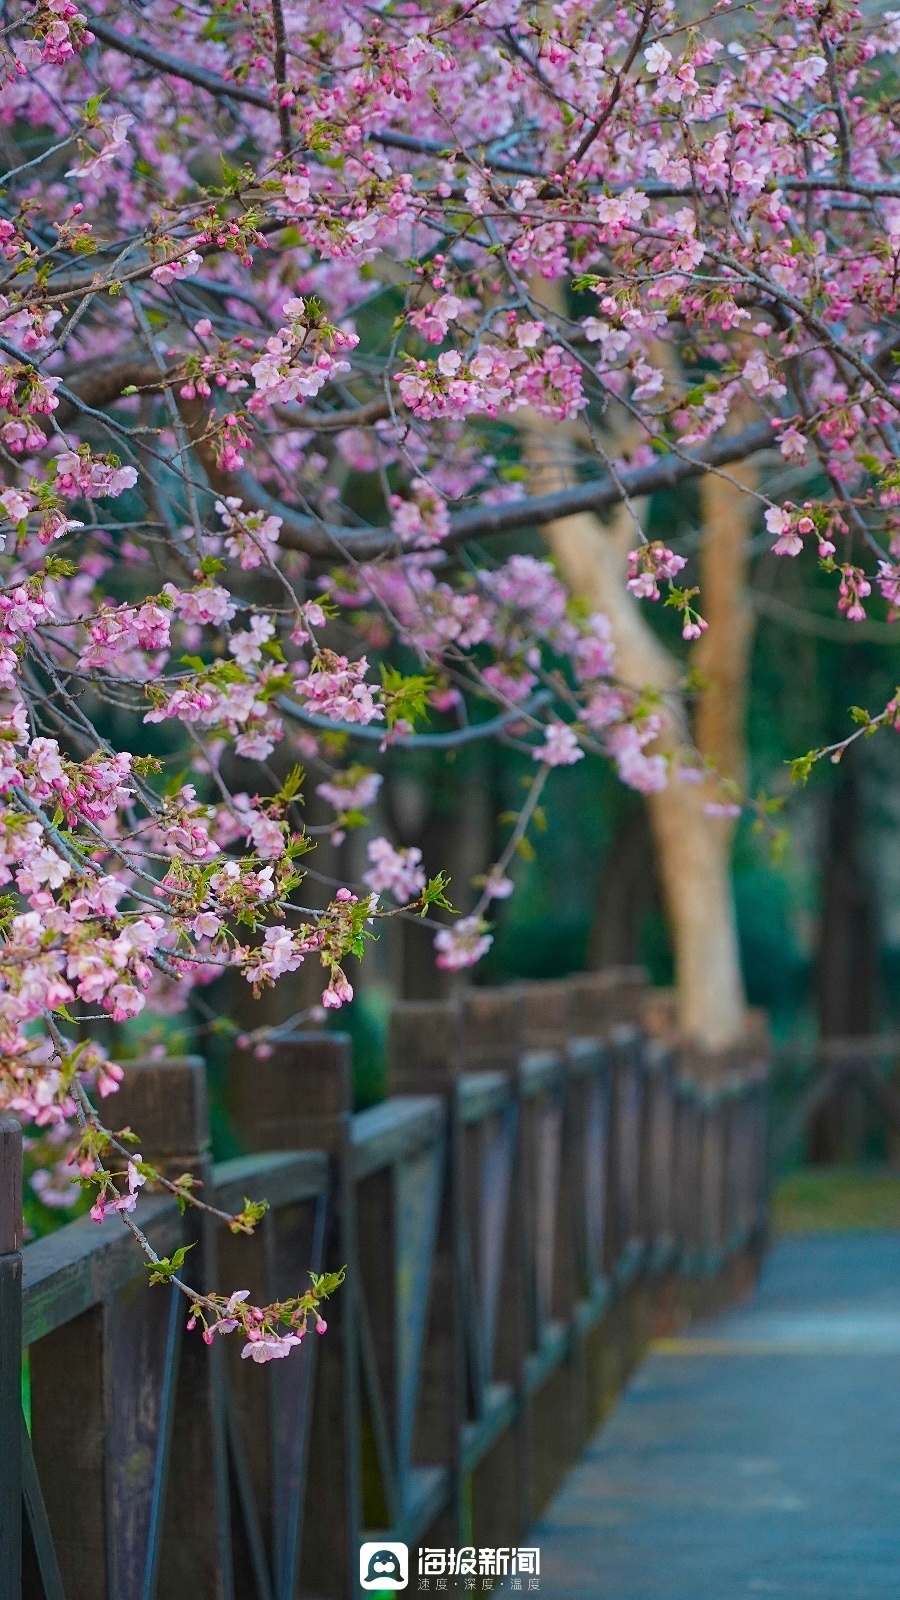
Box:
[534, 1234, 900, 1599]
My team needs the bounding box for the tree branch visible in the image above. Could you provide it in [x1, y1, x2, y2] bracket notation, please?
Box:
[56, 349, 169, 424]
[442, 418, 776, 547]
[278, 690, 552, 745]
[271, 394, 392, 431]
[565, 0, 655, 172]
[201, 415, 779, 560]
[86, 17, 273, 110]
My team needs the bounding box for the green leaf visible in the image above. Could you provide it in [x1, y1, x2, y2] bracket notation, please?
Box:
[309, 1265, 346, 1297]
[418, 872, 454, 915]
[209, 1016, 238, 1037]
[769, 827, 790, 866]
[230, 1196, 269, 1234]
[787, 750, 817, 785]
[272, 764, 305, 807]
[379, 664, 435, 729]
[132, 755, 164, 776]
[683, 667, 710, 695]
[147, 1242, 195, 1284]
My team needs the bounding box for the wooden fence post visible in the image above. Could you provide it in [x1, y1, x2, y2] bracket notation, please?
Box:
[569, 968, 647, 1035]
[229, 1032, 360, 1600]
[28, 1057, 228, 1600]
[388, 1001, 465, 1548]
[0, 1117, 22, 1600]
[461, 991, 530, 1547]
[643, 1042, 676, 1266]
[518, 979, 572, 1051]
[115, 1056, 229, 1600]
[389, 992, 532, 1554]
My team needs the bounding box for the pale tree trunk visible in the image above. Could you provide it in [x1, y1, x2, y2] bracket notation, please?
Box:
[522, 415, 754, 1049]
[692, 458, 756, 788]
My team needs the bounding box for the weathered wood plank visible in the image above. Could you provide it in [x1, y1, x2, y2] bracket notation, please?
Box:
[20, 1154, 328, 1347]
[351, 1096, 444, 1179]
[212, 1149, 329, 1211]
[30, 1303, 107, 1600]
[22, 1194, 183, 1345]
[458, 1071, 510, 1124]
[126, 1055, 233, 1600]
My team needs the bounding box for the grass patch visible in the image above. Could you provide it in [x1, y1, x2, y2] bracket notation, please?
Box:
[772, 1166, 900, 1234]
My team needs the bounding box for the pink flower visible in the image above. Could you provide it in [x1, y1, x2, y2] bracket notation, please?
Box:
[533, 724, 584, 767]
[67, 114, 134, 177]
[0, 488, 32, 524]
[322, 972, 354, 1009]
[241, 1332, 304, 1362]
[838, 566, 872, 622]
[742, 352, 786, 400]
[765, 507, 803, 557]
[645, 42, 672, 74]
[151, 250, 203, 286]
[390, 480, 450, 547]
[292, 652, 383, 727]
[483, 868, 514, 901]
[363, 837, 426, 903]
[627, 543, 687, 600]
[229, 615, 275, 666]
[434, 916, 493, 971]
[608, 724, 667, 794]
[316, 770, 382, 812]
[682, 617, 708, 641]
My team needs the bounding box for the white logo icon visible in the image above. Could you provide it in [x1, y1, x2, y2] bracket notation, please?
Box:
[360, 1541, 409, 1590]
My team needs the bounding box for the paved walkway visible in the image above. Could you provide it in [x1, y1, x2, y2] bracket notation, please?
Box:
[534, 1235, 900, 1599]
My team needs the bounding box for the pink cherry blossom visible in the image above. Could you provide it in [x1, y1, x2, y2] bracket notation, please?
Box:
[363, 837, 426, 903]
[434, 916, 493, 971]
[534, 724, 584, 767]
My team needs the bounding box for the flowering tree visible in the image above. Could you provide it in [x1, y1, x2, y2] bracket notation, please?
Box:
[2, 0, 900, 1345]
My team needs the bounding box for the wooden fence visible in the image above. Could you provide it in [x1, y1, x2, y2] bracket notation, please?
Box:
[771, 1034, 900, 1170]
[0, 970, 768, 1600]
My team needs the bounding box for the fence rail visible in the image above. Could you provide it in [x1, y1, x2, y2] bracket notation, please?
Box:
[770, 1034, 900, 1170]
[0, 970, 768, 1600]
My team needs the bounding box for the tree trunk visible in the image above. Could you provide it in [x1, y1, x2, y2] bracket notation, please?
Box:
[523, 425, 750, 1049]
[386, 758, 494, 1000]
[587, 802, 660, 970]
[693, 458, 756, 787]
[809, 751, 880, 1162]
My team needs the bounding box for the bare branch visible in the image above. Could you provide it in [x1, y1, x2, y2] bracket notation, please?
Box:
[271, 394, 392, 431]
[278, 690, 553, 746]
[191, 415, 779, 560]
[86, 17, 273, 110]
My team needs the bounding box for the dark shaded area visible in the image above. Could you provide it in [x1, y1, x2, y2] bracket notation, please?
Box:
[809, 752, 881, 1162]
